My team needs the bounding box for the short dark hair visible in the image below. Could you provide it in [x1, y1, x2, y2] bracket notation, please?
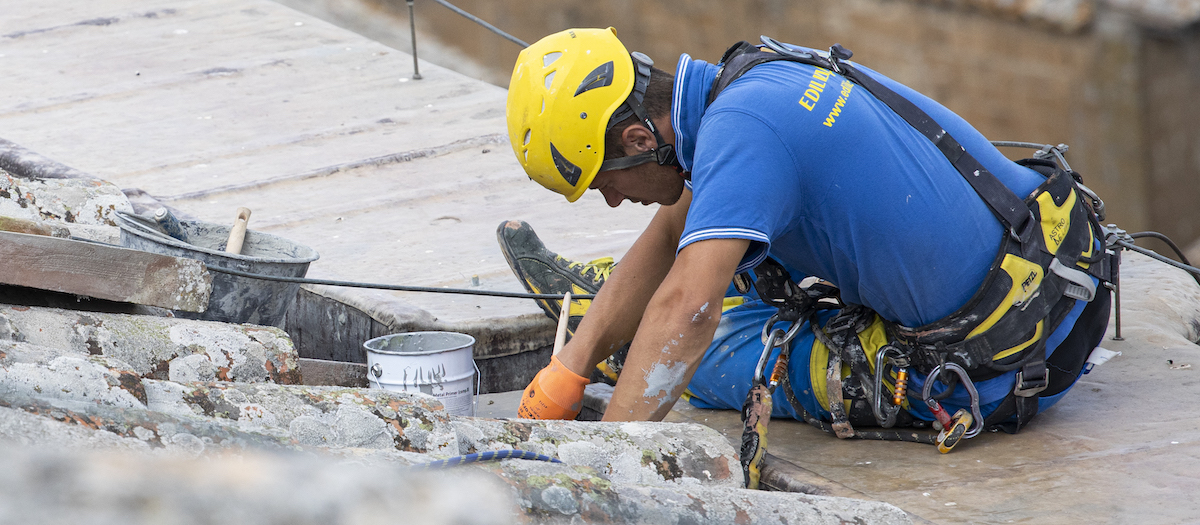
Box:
[604, 65, 674, 159]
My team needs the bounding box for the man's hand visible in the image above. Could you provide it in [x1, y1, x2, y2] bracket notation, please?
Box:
[516, 354, 590, 420]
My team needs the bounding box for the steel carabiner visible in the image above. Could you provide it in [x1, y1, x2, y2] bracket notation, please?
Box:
[871, 345, 906, 428]
[921, 362, 983, 439]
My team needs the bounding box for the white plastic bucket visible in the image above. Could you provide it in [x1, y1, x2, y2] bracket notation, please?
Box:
[363, 332, 477, 417]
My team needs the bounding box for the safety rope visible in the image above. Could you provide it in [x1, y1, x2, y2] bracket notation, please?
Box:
[426, 0, 529, 48]
[408, 449, 562, 470]
[778, 367, 938, 445]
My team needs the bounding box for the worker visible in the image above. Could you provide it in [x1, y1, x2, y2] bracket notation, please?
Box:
[499, 27, 1113, 440]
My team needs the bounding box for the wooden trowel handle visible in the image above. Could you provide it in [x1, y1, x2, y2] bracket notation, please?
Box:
[225, 207, 252, 255]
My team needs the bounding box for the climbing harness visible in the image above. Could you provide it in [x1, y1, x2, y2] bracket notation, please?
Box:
[713, 36, 1116, 467]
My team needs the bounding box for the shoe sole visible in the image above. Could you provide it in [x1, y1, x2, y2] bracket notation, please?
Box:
[496, 220, 563, 323]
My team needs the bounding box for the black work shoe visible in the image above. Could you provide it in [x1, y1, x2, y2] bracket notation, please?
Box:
[496, 220, 612, 329]
[497, 220, 626, 382]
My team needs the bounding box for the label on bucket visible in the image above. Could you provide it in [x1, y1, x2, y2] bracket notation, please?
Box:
[432, 384, 475, 417]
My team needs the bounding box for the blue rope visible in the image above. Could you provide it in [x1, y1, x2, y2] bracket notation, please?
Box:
[410, 449, 562, 470]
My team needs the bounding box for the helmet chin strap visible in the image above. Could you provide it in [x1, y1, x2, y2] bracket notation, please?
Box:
[599, 151, 656, 172]
[597, 133, 682, 174]
[599, 52, 683, 175]
[597, 141, 682, 173]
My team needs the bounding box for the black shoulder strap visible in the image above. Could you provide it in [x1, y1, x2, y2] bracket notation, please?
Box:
[707, 40, 1036, 245]
[708, 41, 775, 106]
[832, 59, 1035, 242]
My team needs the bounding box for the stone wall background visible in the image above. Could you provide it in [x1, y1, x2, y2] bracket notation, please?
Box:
[278, 0, 1200, 250]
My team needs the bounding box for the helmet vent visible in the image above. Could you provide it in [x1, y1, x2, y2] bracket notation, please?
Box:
[549, 143, 582, 186]
[574, 61, 614, 97]
[544, 71, 556, 90]
[542, 52, 562, 67]
[523, 129, 532, 146]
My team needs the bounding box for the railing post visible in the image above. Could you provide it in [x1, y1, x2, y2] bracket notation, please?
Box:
[407, 0, 422, 80]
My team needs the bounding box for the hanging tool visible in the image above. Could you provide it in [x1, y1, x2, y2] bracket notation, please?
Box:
[921, 362, 983, 453]
[740, 314, 803, 489]
[937, 409, 975, 454]
[871, 345, 907, 427]
[224, 207, 251, 255]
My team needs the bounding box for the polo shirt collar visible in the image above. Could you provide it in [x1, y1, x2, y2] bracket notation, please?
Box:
[670, 53, 718, 174]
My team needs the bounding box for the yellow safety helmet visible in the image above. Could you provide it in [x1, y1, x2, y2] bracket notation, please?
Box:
[507, 28, 656, 202]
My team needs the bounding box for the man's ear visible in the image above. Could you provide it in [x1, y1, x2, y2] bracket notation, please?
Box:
[620, 124, 656, 154]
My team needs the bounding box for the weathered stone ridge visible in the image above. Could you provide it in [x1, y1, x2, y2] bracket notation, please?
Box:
[0, 304, 303, 384]
[0, 302, 913, 523]
[0, 169, 131, 243]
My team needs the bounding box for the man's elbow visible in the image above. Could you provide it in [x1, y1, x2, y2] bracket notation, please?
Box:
[648, 284, 723, 332]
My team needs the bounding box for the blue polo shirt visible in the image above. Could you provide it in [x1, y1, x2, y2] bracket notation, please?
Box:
[670, 50, 1094, 422]
[672, 52, 1046, 327]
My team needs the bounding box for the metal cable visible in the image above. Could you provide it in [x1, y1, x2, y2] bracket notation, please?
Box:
[204, 265, 595, 300]
[1115, 238, 1200, 285]
[427, 0, 529, 48]
[70, 233, 594, 301]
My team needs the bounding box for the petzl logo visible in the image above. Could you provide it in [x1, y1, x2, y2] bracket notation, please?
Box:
[1021, 270, 1038, 296]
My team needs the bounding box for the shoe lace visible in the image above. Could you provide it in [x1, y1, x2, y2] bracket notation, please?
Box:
[559, 256, 615, 284]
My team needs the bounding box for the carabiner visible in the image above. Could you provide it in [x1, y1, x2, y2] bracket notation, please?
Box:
[921, 363, 983, 439]
[754, 328, 787, 384]
[755, 313, 803, 387]
[760, 312, 804, 348]
[871, 345, 906, 428]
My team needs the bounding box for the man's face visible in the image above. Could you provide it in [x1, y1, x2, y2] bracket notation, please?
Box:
[588, 162, 686, 208]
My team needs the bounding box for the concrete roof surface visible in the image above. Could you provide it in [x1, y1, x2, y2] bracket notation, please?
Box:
[0, 0, 657, 331]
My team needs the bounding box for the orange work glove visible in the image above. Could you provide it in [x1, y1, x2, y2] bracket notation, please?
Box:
[517, 355, 590, 420]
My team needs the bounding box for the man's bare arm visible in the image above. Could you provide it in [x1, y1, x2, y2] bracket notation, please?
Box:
[603, 237, 751, 421]
[557, 190, 693, 377]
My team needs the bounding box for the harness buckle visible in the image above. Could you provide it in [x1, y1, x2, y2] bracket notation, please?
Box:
[1050, 258, 1097, 302]
[1013, 363, 1049, 397]
[827, 43, 853, 74]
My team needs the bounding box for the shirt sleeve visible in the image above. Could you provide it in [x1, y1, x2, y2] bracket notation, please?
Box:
[678, 108, 807, 273]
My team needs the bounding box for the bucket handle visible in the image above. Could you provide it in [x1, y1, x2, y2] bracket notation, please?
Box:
[369, 363, 384, 390]
[473, 359, 481, 415]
